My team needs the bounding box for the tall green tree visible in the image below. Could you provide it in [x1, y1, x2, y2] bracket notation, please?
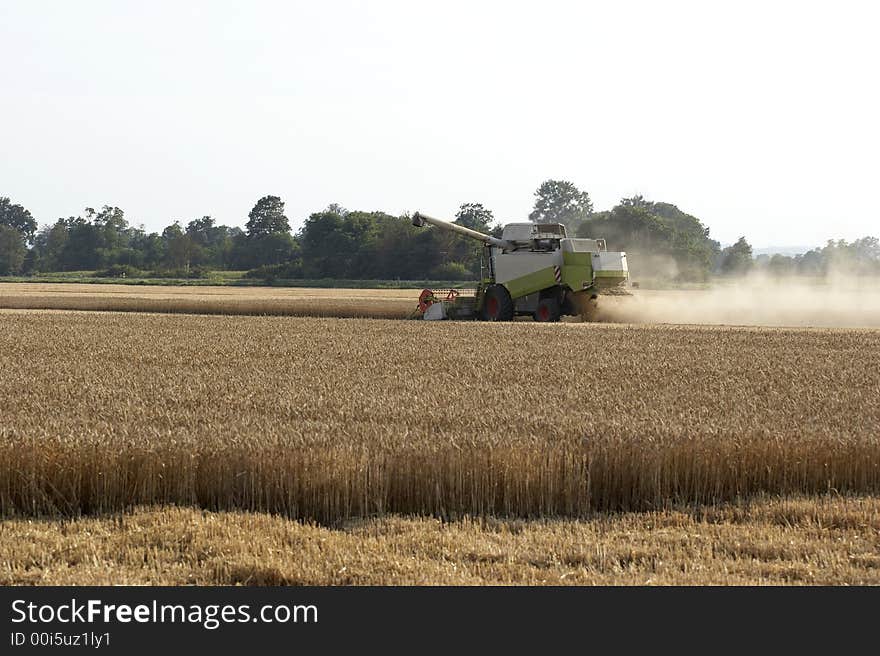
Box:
[186, 216, 233, 268]
[528, 180, 593, 230]
[818, 236, 880, 275]
[579, 203, 671, 254]
[126, 228, 164, 269]
[0, 196, 37, 245]
[298, 207, 375, 278]
[246, 195, 290, 237]
[296, 208, 471, 280]
[448, 203, 495, 275]
[162, 221, 196, 270]
[234, 196, 296, 268]
[58, 217, 101, 270]
[454, 203, 494, 232]
[32, 222, 68, 271]
[579, 197, 720, 281]
[720, 237, 754, 275]
[86, 205, 129, 265]
[0, 225, 27, 274]
[35, 206, 134, 271]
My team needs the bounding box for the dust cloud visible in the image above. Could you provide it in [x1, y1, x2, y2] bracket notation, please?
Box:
[627, 253, 680, 281]
[595, 275, 880, 328]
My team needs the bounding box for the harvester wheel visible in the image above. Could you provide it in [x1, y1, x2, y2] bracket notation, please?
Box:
[534, 297, 561, 323]
[481, 285, 514, 321]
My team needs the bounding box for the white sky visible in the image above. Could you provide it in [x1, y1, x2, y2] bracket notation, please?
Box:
[1, 0, 877, 247]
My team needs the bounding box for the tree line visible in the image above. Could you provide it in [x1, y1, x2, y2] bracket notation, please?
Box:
[1, 182, 877, 281]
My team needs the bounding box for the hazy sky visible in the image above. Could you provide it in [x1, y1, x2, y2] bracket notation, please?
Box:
[1, 1, 877, 247]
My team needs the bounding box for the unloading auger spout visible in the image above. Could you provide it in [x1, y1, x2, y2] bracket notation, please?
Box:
[411, 212, 512, 249]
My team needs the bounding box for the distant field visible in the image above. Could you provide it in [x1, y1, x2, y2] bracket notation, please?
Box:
[0, 282, 417, 318]
[0, 273, 476, 289]
[2, 280, 879, 328]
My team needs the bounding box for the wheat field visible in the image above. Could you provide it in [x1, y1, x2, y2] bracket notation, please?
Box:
[2, 307, 878, 584]
[2, 310, 878, 518]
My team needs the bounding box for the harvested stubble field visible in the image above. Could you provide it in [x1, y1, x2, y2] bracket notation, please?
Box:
[1, 309, 879, 584]
[4, 497, 879, 585]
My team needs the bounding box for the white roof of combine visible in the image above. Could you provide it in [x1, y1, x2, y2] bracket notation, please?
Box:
[563, 238, 607, 253]
[501, 223, 568, 242]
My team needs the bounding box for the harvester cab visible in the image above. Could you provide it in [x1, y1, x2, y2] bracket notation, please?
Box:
[410, 212, 629, 322]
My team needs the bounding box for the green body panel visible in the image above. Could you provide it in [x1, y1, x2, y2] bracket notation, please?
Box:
[561, 251, 593, 291]
[489, 251, 626, 302]
[502, 266, 558, 299]
[562, 252, 590, 266]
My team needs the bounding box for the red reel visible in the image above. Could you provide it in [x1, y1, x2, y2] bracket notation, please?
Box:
[418, 288, 436, 313]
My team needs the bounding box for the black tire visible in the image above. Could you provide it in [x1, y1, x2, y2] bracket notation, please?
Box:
[481, 284, 515, 321]
[534, 297, 561, 322]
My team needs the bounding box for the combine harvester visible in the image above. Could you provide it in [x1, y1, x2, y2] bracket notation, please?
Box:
[411, 212, 629, 322]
